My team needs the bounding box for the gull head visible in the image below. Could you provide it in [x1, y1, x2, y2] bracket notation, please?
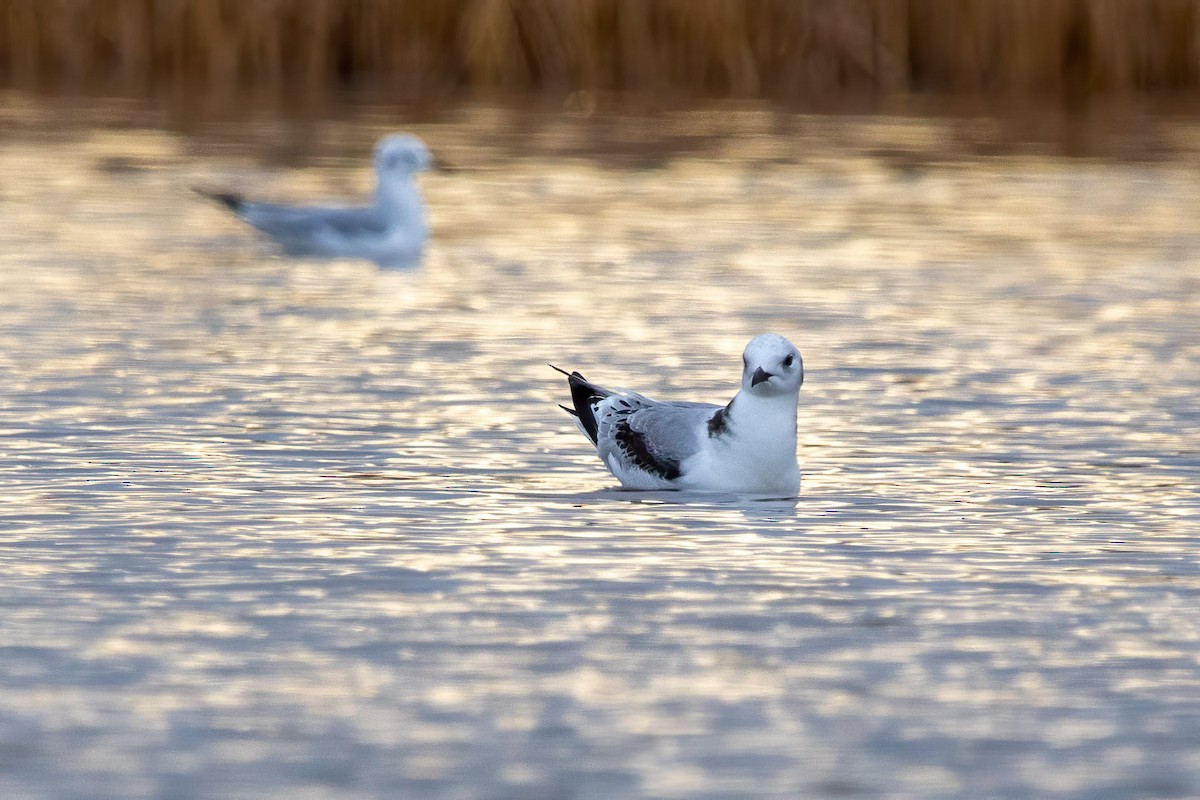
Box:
[374, 133, 434, 178]
[741, 333, 804, 397]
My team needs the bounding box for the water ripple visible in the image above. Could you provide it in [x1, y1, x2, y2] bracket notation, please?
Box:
[0, 113, 1198, 798]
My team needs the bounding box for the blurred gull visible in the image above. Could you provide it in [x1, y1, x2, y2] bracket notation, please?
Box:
[554, 333, 804, 496]
[197, 133, 435, 268]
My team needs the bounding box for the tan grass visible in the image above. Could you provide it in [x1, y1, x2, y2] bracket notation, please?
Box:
[0, 0, 1198, 107]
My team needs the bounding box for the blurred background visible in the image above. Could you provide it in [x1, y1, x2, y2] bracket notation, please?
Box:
[5, 0, 1200, 158]
[1, 2, 1199, 799]
[3, 0, 1200, 114]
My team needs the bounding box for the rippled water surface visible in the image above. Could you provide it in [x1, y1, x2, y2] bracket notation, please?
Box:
[1, 106, 1199, 799]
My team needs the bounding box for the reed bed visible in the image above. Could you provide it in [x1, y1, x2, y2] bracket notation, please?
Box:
[1, 0, 1198, 109]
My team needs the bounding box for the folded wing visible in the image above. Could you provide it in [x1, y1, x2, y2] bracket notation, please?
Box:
[554, 367, 718, 487]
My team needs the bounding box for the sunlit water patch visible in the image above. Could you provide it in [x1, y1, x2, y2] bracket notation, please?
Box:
[0, 108, 1198, 798]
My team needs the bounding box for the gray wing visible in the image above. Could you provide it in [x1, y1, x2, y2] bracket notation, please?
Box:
[239, 202, 389, 250]
[596, 396, 720, 482]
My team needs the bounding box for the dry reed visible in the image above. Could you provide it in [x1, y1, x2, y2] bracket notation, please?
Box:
[0, 0, 1198, 110]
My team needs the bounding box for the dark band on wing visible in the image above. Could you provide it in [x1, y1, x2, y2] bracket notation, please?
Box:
[614, 420, 681, 481]
[707, 400, 733, 438]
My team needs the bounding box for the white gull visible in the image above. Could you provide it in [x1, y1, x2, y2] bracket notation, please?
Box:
[555, 333, 804, 496]
[197, 133, 435, 268]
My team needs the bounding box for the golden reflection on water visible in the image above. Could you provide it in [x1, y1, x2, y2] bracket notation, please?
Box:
[0, 105, 1198, 797]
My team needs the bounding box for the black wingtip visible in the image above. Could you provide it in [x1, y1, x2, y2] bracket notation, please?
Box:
[552, 366, 608, 446]
[193, 187, 244, 213]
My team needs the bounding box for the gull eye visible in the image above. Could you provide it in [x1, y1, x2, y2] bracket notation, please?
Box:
[388, 151, 409, 170]
[783, 354, 794, 368]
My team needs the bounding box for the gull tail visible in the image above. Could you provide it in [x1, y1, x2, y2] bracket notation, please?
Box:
[550, 364, 611, 446]
[193, 187, 246, 214]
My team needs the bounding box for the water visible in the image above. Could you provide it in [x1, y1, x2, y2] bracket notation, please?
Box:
[1, 106, 1199, 799]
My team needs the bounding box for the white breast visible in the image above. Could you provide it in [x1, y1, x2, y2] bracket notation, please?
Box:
[680, 394, 799, 495]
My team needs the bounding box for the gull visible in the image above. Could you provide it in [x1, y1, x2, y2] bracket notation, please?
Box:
[554, 333, 804, 496]
[196, 133, 436, 267]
